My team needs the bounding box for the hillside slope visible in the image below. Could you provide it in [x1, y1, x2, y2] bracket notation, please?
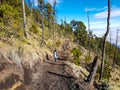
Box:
[0, 38, 98, 90]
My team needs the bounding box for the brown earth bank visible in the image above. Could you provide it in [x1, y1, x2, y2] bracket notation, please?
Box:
[0, 45, 97, 90]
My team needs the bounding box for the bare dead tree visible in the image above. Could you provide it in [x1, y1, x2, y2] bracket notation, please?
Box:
[99, 0, 111, 81]
[28, 0, 32, 12]
[109, 29, 111, 58]
[87, 10, 91, 57]
[22, 0, 27, 38]
[38, 0, 44, 46]
[87, 56, 99, 85]
[41, 2, 44, 46]
[113, 29, 120, 68]
[32, 0, 34, 8]
[52, 0, 56, 50]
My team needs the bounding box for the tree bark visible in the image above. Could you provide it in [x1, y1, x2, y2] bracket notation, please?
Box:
[109, 29, 111, 58]
[87, 10, 91, 57]
[32, 0, 34, 7]
[113, 29, 119, 69]
[87, 56, 99, 85]
[99, 0, 111, 81]
[39, 0, 44, 47]
[52, 0, 56, 50]
[41, 7, 44, 46]
[22, 0, 27, 38]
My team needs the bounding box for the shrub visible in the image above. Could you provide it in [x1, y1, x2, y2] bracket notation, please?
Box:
[72, 48, 82, 65]
[44, 28, 52, 39]
[56, 40, 61, 48]
[0, 4, 19, 24]
[0, 25, 13, 37]
[30, 24, 39, 34]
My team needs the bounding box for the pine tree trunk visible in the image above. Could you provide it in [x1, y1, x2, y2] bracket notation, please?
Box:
[32, 0, 34, 7]
[41, 3, 44, 46]
[87, 56, 98, 85]
[87, 10, 91, 57]
[28, 0, 32, 12]
[113, 29, 119, 69]
[109, 30, 111, 58]
[22, 0, 27, 38]
[99, 0, 111, 81]
[52, 0, 56, 50]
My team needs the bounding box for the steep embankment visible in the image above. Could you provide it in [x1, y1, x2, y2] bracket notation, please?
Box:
[0, 39, 49, 90]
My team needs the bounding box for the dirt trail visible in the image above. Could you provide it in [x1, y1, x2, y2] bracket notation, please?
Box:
[26, 50, 81, 90]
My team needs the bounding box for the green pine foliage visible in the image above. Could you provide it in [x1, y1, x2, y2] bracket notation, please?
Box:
[0, 4, 19, 37]
[72, 48, 82, 65]
[0, 1, 30, 39]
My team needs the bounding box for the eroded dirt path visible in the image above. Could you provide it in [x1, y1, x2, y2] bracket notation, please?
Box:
[27, 50, 81, 90]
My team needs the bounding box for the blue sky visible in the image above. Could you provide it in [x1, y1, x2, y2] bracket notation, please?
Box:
[26, 0, 120, 46]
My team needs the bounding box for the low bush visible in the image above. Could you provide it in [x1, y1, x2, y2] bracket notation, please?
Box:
[56, 40, 61, 48]
[30, 24, 39, 34]
[72, 48, 82, 65]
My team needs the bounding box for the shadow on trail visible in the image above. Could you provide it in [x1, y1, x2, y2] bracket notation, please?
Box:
[47, 71, 75, 79]
[44, 60, 66, 66]
[58, 58, 67, 60]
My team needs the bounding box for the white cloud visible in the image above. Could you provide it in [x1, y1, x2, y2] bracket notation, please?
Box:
[86, 19, 120, 33]
[90, 27, 120, 46]
[90, 21, 106, 26]
[110, 19, 120, 28]
[32, 0, 61, 7]
[85, 6, 107, 12]
[46, 0, 61, 6]
[111, 8, 120, 17]
[85, 8, 96, 12]
[91, 28, 106, 36]
[96, 6, 108, 11]
[33, 0, 38, 6]
[85, 20, 107, 30]
[95, 8, 120, 18]
[85, 18, 120, 46]
[107, 28, 120, 46]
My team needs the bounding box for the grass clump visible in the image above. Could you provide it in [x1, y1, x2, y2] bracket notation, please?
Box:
[30, 24, 39, 34]
[85, 55, 92, 63]
[56, 40, 61, 48]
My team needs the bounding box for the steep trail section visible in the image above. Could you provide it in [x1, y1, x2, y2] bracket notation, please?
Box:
[30, 60, 79, 90]
[26, 49, 95, 90]
[26, 48, 79, 90]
